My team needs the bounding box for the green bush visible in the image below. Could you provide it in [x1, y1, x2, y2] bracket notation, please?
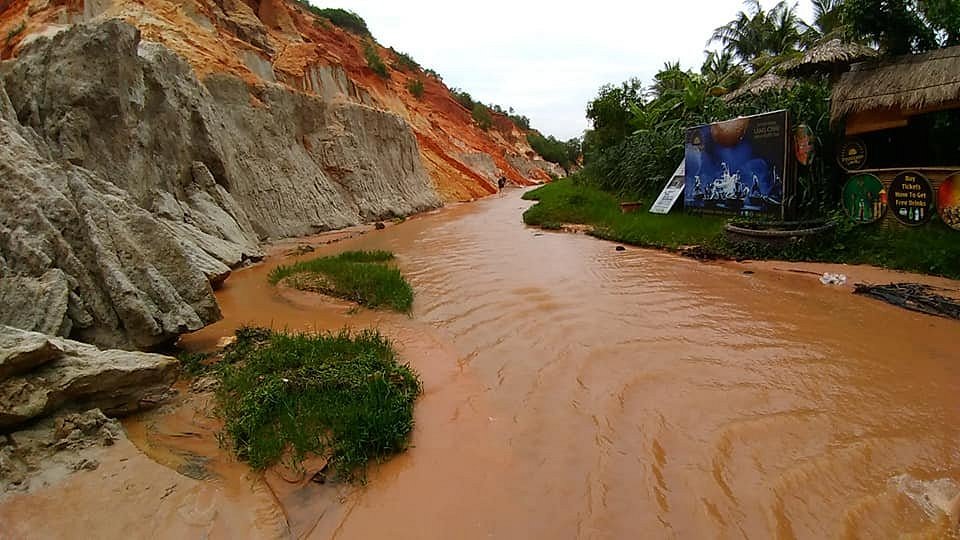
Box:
[216, 327, 421, 480]
[527, 132, 581, 172]
[509, 113, 531, 130]
[391, 49, 421, 72]
[451, 88, 474, 110]
[407, 78, 425, 99]
[471, 103, 493, 130]
[298, 4, 370, 36]
[363, 42, 390, 79]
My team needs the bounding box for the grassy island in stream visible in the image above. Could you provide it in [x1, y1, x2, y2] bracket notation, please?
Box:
[523, 178, 960, 280]
[215, 326, 421, 481]
[269, 250, 414, 312]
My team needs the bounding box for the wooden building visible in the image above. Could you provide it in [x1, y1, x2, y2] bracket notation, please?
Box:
[830, 45, 960, 227]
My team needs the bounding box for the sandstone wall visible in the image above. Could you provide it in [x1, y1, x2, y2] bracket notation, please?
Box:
[0, 20, 442, 348]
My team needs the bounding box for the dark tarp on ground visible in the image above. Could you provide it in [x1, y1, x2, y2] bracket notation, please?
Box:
[854, 282, 960, 320]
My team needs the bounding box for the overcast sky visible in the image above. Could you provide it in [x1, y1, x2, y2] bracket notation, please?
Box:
[321, 1, 814, 140]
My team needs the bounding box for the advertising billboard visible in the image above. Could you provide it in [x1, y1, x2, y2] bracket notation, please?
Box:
[684, 110, 789, 216]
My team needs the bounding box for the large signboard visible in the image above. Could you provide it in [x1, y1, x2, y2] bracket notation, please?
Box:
[649, 162, 685, 214]
[684, 110, 788, 216]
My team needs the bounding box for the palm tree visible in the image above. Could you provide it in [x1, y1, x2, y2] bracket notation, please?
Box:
[799, 0, 849, 45]
[709, 0, 770, 64]
[701, 50, 746, 91]
[709, 0, 805, 69]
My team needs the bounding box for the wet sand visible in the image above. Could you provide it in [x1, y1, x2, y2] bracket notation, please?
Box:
[2, 189, 958, 538]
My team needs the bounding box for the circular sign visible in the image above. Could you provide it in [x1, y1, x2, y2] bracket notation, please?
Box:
[838, 139, 867, 171]
[794, 124, 815, 166]
[842, 174, 886, 224]
[889, 171, 935, 226]
[938, 172, 960, 231]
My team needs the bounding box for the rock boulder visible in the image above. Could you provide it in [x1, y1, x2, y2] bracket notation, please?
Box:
[0, 326, 179, 430]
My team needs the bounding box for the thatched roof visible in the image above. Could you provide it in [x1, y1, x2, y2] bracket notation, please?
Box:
[723, 73, 795, 103]
[831, 45, 960, 122]
[778, 39, 878, 77]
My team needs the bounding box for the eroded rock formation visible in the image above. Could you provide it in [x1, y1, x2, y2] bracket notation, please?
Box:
[0, 21, 444, 347]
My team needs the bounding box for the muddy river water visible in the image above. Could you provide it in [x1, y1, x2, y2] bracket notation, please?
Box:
[5, 189, 959, 539]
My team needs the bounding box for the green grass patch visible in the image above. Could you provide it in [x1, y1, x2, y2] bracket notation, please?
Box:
[177, 350, 212, 376]
[269, 250, 413, 312]
[523, 177, 960, 279]
[215, 326, 421, 480]
[522, 178, 725, 249]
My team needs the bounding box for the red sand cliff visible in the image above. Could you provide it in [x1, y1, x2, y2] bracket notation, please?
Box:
[0, 0, 560, 201]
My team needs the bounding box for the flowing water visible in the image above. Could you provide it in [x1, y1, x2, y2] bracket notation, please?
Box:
[182, 189, 960, 538]
[5, 189, 958, 539]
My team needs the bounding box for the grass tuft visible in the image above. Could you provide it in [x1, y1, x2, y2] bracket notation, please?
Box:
[177, 350, 212, 376]
[215, 327, 421, 481]
[269, 250, 413, 312]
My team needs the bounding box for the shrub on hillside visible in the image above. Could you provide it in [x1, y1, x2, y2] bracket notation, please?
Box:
[298, 4, 371, 36]
[451, 89, 475, 110]
[364, 42, 390, 79]
[391, 49, 421, 72]
[471, 103, 493, 131]
[527, 132, 581, 172]
[407, 79, 425, 99]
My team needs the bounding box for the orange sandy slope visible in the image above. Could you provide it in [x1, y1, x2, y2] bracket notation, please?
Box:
[0, 0, 556, 201]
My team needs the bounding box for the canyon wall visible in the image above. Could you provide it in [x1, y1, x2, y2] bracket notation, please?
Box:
[0, 21, 442, 348]
[0, 0, 561, 348]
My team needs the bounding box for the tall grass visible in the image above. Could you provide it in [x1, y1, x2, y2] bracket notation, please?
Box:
[216, 327, 421, 480]
[269, 250, 413, 312]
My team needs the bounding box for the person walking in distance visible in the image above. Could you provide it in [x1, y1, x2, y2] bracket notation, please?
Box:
[498, 175, 506, 196]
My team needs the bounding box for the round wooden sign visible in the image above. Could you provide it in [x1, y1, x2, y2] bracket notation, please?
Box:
[842, 174, 886, 224]
[888, 171, 935, 226]
[938, 172, 960, 231]
[838, 139, 867, 171]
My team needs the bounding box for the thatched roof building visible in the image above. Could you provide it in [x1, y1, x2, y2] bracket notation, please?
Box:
[831, 45, 960, 133]
[778, 39, 877, 77]
[723, 73, 795, 103]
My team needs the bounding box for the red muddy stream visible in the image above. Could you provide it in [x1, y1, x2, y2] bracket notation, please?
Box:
[3, 189, 959, 539]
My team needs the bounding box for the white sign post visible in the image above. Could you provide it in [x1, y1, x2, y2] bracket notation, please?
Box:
[649, 162, 685, 214]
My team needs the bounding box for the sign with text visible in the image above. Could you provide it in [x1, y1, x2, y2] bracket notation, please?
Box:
[889, 171, 935, 226]
[649, 162, 685, 214]
[838, 139, 868, 171]
[684, 110, 788, 216]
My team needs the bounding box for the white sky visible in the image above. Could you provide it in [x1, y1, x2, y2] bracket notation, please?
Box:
[320, 1, 814, 140]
